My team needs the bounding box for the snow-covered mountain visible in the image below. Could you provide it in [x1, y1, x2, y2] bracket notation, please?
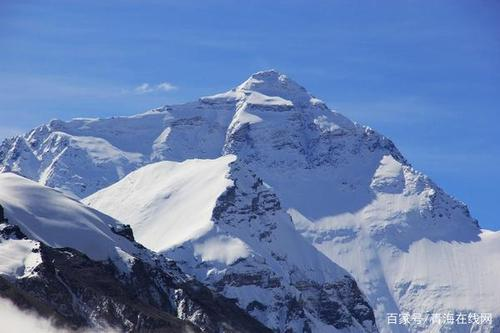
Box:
[0, 93, 237, 197]
[85, 155, 377, 332]
[0, 173, 272, 332]
[2, 70, 499, 332]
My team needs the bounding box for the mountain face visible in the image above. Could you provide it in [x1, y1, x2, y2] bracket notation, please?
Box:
[0, 173, 272, 333]
[85, 156, 377, 332]
[1, 70, 499, 332]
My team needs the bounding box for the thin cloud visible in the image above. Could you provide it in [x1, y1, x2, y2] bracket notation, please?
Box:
[157, 82, 177, 92]
[134, 83, 154, 94]
[0, 297, 120, 333]
[134, 82, 177, 94]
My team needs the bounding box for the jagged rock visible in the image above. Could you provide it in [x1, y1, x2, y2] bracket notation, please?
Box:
[112, 224, 136, 242]
[3, 70, 498, 332]
[86, 157, 378, 332]
[0, 174, 271, 333]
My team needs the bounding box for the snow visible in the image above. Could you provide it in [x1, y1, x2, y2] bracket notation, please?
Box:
[69, 134, 143, 164]
[370, 155, 405, 193]
[201, 90, 240, 102]
[0, 237, 41, 278]
[112, 246, 137, 274]
[236, 70, 312, 107]
[193, 235, 250, 265]
[0, 70, 345, 198]
[286, 154, 492, 332]
[312, 226, 500, 332]
[0, 173, 138, 262]
[385, 231, 500, 314]
[2, 69, 498, 332]
[245, 91, 293, 107]
[85, 155, 236, 252]
[313, 115, 344, 134]
[85, 155, 376, 332]
[85, 155, 347, 282]
[228, 107, 263, 131]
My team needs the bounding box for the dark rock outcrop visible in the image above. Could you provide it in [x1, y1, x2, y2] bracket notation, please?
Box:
[0, 219, 271, 333]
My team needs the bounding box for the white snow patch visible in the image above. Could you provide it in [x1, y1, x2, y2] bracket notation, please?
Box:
[194, 235, 250, 265]
[111, 246, 136, 274]
[0, 173, 138, 261]
[245, 91, 293, 107]
[233, 108, 263, 126]
[0, 238, 40, 277]
[370, 155, 405, 193]
[85, 155, 236, 252]
[69, 135, 143, 163]
[313, 115, 343, 133]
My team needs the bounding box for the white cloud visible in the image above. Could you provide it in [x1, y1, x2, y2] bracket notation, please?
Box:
[0, 297, 119, 333]
[157, 82, 177, 92]
[134, 82, 177, 94]
[134, 83, 154, 94]
[0, 297, 65, 333]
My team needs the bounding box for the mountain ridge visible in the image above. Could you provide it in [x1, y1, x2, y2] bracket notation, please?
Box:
[1, 70, 498, 332]
[85, 155, 378, 332]
[0, 173, 273, 332]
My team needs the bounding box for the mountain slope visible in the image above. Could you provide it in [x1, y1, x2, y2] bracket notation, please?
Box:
[2, 69, 499, 332]
[0, 173, 272, 333]
[86, 156, 377, 332]
[212, 71, 498, 332]
[290, 156, 498, 333]
[85, 155, 235, 252]
[0, 101, 234, 197]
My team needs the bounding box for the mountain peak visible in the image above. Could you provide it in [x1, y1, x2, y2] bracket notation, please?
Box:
[236, 70, 314, 106]
[240, 69, 286, 84]
[200, 70, 325, 108]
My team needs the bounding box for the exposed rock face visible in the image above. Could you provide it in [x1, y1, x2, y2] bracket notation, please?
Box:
[111, 224, 136, 242]
[6, 245, 198, 332]
[0, 70, 373, 200]
[3, 69, 497, 332]
[86, 157, 378, 332]
[204, 162, 377, 332]
[0, 223, 271, 333]
[0, 175, 271, 333]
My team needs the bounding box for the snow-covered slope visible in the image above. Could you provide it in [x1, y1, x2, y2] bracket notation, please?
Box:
[3, 69, 499, 332]
[86, 156, 377, 332]
[85, 155, 235, 252]
[289, 155, 498, 333]
[0, 173, 139, 262]
[0, 173, 273, 333]
[0, 103, 234, 197]
[209, 72, 498, 332]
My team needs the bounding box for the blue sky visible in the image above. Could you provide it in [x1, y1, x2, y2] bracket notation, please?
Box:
[1, 0, 499, 229]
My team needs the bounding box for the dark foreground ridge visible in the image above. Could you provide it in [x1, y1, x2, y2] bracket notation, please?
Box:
[0, 214, 271, 333]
